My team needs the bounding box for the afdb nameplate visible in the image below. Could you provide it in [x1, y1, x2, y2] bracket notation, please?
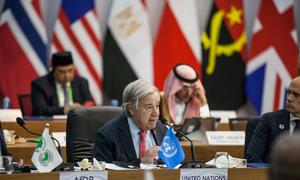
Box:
[206, 131, 245, 145]
[60, 171, 107, 180]
[181, 169, 228, 180]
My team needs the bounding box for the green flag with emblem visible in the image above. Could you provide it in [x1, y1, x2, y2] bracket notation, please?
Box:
[31, 124, 63, 172]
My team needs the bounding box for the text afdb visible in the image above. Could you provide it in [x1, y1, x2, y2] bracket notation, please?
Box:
[74, 176, 94, 180]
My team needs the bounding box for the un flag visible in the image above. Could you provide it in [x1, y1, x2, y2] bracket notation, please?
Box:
[158, 127, 185, 168]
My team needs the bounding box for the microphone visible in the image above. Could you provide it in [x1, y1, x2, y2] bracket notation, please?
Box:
[161, 119, 196, 161]
[16, 117, 41, 137]
[16, 117, 62, 157]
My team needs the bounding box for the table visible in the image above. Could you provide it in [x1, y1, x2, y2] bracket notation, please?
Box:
[0, 168, 268, 180]
[2, 119, 230, 138]
[8, 141, 243, 165]
[2, 120, 66, 138]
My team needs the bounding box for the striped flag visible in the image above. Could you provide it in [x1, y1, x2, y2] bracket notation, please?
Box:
[246, 0, 298, 114]
[103, 0, 153, 102]
[0, 0, 47, 108]
[51, 0, 103, 104]
[154, 0, 202, 90]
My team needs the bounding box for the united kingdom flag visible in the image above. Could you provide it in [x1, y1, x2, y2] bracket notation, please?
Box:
[51, 0, 103, 104]
[246, 0, 298, 115]
[0, 0, 47, 108]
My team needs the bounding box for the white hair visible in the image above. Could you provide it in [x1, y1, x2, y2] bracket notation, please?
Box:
[122, 79, 159, 115]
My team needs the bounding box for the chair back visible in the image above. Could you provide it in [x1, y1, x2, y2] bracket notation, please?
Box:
[200, 117, 220, 131]
[229, 118, 249, 131]
[244, 116, 261, 158]
[17, 94, 32, 116]
[66, 106, 122, 163]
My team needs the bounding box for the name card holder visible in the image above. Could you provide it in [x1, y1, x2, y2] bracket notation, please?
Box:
[206, 131, 245, 145]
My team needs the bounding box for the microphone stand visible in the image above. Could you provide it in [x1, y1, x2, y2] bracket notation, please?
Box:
[16, 117, 62, 157]
[171, 124, 196, 161]
[163, 119, 206, 168]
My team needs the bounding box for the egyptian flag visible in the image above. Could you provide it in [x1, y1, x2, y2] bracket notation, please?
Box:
[154, 0, 201, 90]
[103, 0, 153, 103]
[201, 0, 246, 110]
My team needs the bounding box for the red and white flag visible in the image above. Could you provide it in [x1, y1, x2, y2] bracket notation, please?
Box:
[154, 0, 202, 90]
[0, 0, 47, 107]
[51, 0, 103, 104]
[246, 0, 298, 114]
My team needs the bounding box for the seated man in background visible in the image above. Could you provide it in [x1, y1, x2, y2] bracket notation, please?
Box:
[31, 51, 93, 116]
[269, 133, 300, 180]
[160, 64, 210, 125]
[93, 79, 167, 164]
[247, 76, 300, 163]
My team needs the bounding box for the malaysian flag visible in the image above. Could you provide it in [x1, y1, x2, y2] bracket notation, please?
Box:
[246, 0, 298, 115]
[51, 0, 103, 104]
[0, 0, 47, 108]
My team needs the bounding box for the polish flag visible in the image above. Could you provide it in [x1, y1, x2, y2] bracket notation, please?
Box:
[154, 0, 202, 90]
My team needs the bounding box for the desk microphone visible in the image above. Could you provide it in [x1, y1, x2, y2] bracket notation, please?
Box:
[16, 117, 62, 157]
[162, 118, 196, 161]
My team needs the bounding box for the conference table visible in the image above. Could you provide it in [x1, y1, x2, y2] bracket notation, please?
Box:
[1, 118, 230, 138]
[0, 168, 268, 180]
[8, 140, 244, 165]
[3, 118, 240, 164]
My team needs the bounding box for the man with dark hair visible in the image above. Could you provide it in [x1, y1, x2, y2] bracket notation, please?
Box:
[31, 51, 93, 116]
[269, 133, 300, 180]
[93, 79, 166, 164]
[247, 76, 300, 163]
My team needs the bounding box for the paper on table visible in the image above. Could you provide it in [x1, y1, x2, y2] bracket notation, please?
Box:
[105, 163, 134, 170]
[52, 115, 67, 119]
[206, 155, 247, 168]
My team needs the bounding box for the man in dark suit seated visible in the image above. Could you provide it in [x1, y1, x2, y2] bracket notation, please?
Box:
[31, 51, 94, 116]
[0, 127, 9, 156]
[246, 76, 300, 163]
[93, 79, 167, 164]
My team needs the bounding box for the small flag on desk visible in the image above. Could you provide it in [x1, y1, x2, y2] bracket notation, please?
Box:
[158, 127, 185, 169]
[31, 124, 63, 172]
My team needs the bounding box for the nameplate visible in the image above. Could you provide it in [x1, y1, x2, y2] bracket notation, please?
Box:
[52, 132, 66, 147]
[181, 168, 228, 180]
[0, 109, 22, 122]
[210, 110, 237, 123]
[60, 171, 107, 180]
[206, 131, 245, 145]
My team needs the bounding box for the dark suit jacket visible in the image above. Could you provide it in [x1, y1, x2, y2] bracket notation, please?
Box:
[246, 109, 290, 163]
[0, 129, 9, 156]
[31, 72, 93, 116]
[93, 115, 167, 164]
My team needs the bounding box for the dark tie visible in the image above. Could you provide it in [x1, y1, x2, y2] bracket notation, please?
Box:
[139, 130, 146, 158]
[294, 120, 300, 132]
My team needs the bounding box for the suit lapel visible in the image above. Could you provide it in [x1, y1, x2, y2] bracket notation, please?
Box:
[117, 116, 137, 161]
[48, 75, 59, 106]
[277, 110, 290, 134]
[71, 79, 78, 102]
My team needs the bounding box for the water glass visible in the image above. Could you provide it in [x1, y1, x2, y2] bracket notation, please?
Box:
[0, 156, 14, 174]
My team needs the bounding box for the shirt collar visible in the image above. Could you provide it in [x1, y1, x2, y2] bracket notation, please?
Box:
[290, 113, 299, 122]
[55, 81, 71, 89]
[127, 116, 150, 135]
